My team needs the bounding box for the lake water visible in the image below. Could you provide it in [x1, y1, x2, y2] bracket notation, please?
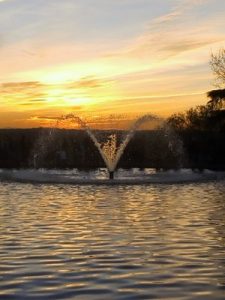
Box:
[0, 178, 225, 299]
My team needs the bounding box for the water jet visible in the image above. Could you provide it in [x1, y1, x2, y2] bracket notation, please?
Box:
[60, 114, 161, 180]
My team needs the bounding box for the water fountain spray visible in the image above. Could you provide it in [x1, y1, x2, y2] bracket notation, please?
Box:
[61, 114, 161, 179]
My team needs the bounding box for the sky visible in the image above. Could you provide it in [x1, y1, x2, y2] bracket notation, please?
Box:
[0, 0, 225, 128]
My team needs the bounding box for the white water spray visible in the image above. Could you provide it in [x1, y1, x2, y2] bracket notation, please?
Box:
[61, 114, 161, 178]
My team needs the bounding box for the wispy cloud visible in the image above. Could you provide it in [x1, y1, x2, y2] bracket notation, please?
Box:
[0, 76, 114, 111]
[107, 0, 225, 64]
[151, 0, 209, 26]
[0, 81, 44, 92]
[0, 81, 47, 107]
[68, 76, 112, 89]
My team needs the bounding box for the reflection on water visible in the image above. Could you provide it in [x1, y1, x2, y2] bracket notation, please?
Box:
[0, 181, 225, 299]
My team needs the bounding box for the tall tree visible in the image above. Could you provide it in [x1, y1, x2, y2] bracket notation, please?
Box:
[207, 48, 225, 109]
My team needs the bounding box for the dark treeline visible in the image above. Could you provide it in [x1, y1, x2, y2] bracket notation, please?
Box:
[0, 128, 225, 170]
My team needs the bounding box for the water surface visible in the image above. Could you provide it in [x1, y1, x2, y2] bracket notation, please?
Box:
[0, 181, 225, 299]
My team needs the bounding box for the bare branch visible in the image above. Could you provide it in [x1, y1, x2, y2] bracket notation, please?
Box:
[210, 48, 225, 88]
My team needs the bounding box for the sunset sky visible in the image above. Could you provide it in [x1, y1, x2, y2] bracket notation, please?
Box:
[0, 0, 225, 128]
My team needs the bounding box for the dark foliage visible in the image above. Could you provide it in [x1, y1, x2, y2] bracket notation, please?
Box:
[167, 104, 225, 132]
[0, 128, 225, 170]
[207, 89, 225, 109]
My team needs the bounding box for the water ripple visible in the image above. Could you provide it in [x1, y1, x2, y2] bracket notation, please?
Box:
[0, 181, 225, 299]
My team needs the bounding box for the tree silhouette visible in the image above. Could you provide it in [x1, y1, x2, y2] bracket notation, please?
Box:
[207, 88, 225, 109]
[167, 105, 213, 131]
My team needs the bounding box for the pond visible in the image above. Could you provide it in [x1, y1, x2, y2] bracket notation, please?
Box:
[0, 179, 225, 299]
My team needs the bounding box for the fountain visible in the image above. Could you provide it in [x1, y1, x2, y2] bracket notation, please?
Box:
[60, 114, 161, 179]
[1, 112, 223, 185]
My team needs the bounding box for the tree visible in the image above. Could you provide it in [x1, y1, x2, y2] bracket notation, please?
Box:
[210, 48, 225, 88]
[168, 48, 225, 131]
[167, 105, 214, 131]
[207, 88, 225, 109]
[207, 48, 225, 109]
[167, 113, 187, 131]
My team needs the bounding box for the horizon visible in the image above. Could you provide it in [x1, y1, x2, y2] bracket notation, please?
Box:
[0, 0, 225, 128]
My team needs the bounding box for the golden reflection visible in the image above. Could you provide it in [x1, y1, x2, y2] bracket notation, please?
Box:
[0, 182, 225, 297]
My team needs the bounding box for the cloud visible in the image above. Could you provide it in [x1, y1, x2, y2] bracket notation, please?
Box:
[31, 116, 61, 121]
[0, 78, 106, 111]
[106, 0, 225, 64]
[0, 81, 44, 92]
[151, 0, 209, 26]
[19, 100, 47, 106]
[29, 111, 82, 123]
[0, 81, 47, 106]
[68, 76, 112, 89]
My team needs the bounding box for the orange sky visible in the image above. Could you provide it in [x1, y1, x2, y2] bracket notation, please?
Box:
[0, 0, 225, 128]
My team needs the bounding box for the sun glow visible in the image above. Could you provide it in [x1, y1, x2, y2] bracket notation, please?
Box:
[40, 70, 80, 85]
[1, 0, 224, 129]
[64, 97, 94, 106]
